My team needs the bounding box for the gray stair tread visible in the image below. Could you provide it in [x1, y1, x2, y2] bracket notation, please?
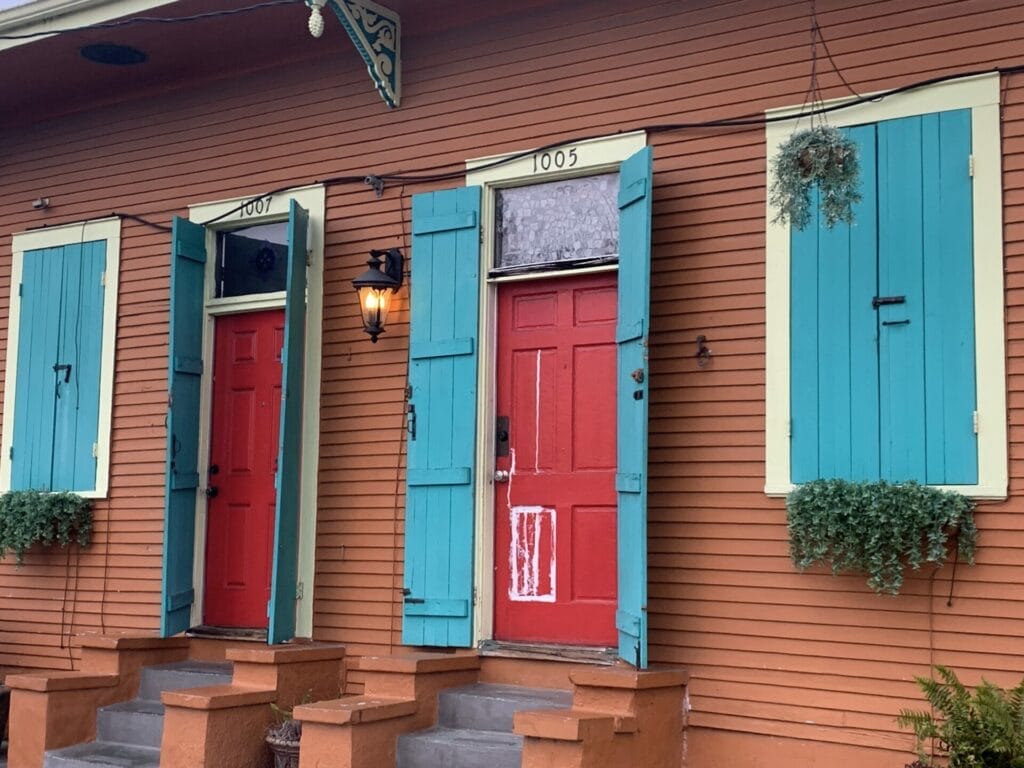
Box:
[405, 727, 522, 748]
[397, 727, 523, 768]
[138, 661, 232, 701]
[438, 683, 571, 733]
[142, 661, 232, 675]
[44, 742, 160, 768]
[99, 699, 163, 716]
[443, 683, 571, 708]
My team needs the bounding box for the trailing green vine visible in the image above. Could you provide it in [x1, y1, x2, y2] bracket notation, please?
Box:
[898, 665, 1024, 768]
[786, 479, 976, 594]
[769, 125, 862, 230]
[0, 490, 93, 564]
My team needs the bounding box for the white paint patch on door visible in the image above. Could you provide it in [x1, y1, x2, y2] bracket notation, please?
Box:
[508, 505, 556, 602]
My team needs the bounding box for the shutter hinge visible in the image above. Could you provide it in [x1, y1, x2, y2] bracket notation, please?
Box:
[306, 249, 312, 267]
[969, 155, 975, 177]
[296, 581, 304, 600]
[18, 283, 22, 297]
[472, 587, 477, 606]
[92, 442, 99, 458]
[973, 410, 979, 434]
[8, 446, 12, 460]
[787, 419, 792, 438]
[479, 227, 485, 245]
[100, 271, 106, 286]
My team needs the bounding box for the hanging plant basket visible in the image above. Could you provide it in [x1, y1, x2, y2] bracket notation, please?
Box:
[0, 490, 93, 564]
[769, 125, 862, 230]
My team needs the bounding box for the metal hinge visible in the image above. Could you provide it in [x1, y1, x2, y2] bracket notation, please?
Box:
[18, 283, 22, 298]
[8, 446, 12, 460]
[787, 419, 792, 438]
[969, 155, 975, 177]
[973, 410, 979, 434]
[296, 582, 304, 600]
[472, 587, 477, 606]
[92, 442, 99, 458]
[306, 249, 312, 267]
[100, 271, 106, 286]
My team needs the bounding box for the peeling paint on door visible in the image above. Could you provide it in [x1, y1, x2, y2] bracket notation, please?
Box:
[508, 505, 556, 602]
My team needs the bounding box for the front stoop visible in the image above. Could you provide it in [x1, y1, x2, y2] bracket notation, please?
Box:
[5, 635, 346, 768]
[42, 662, 234, 768]
[396, 684, 572, 768]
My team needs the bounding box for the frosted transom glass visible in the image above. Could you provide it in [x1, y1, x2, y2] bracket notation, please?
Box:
[494, 173, 619, 273]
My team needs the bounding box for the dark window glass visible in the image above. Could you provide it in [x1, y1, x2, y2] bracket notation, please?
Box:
[494, 173, 619, 275]
[215, 222, 288, 298]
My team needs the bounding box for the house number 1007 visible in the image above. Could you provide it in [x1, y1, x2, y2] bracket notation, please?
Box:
[533, 148, 578, 173]
[239, 195, 272, 217]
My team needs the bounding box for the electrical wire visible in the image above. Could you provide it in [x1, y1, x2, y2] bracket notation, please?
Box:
[0, 0, 296, 40]
[108, 62, 1024, 234]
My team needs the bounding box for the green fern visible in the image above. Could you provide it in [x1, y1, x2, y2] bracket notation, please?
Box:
[898, 666, 1024, 767]
[0, 490, 93, 563]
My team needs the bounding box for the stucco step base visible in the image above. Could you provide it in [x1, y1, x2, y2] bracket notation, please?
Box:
[41, 743, 159, 768]
[438, 684, 572, 733]
[96, 699, 165, 749]
[396, 727, 522, 768]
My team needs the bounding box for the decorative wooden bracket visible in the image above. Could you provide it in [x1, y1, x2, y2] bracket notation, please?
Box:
[328, 0, 401, 108]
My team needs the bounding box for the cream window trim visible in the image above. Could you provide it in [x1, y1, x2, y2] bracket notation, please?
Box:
[187, 184, 326, 637]
[465, 130, 647, 647]
[1, 216, 121, 499]
[764, 73, 1007, 499]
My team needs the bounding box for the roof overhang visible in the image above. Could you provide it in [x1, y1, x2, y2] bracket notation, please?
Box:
[0, 0, 177, 52]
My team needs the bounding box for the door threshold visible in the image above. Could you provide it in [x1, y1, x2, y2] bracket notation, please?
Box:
[187, 625, 268, 642]
[479, 640, 617, 665]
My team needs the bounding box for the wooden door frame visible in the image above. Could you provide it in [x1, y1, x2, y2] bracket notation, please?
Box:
[465, 133, 646, 647]
[186, 185, 325, 637]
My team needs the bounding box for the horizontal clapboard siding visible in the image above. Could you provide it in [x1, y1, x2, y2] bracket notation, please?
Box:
[1, 0, 1024, 762]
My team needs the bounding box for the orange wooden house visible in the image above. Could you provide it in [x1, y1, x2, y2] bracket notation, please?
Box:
[1, 0, 1023, 767]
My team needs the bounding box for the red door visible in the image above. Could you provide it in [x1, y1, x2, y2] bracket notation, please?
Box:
[203, 309, 283, 628]
[494, 273, 618, 646]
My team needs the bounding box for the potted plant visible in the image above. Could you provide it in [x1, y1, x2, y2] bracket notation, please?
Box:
[898, 665, 1024, 767]
[786, 479, 976, 595]
[769, 124, 862, 230]
[266, 702, 301, 768]
[0, 490, 93, 564]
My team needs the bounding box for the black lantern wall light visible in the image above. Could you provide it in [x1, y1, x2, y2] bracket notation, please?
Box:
[352, 248, 404, 343]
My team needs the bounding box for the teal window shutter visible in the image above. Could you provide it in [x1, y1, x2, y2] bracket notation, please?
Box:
[790, 125, 879, 482]
[403, 185, 481, 648]
[790, 110, 976, 485]
[12, 242, 105, 492]
[616, 146, 653, 668]
[268, 200, 308, 645]
[161, 217, 206, 637]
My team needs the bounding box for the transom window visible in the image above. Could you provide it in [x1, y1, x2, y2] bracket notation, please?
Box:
[214, 221, 289, 298]
[493, 173, 619, 275]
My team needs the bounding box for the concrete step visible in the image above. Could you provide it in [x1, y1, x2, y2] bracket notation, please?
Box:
[396, 727, 523, 768]
[137, 661, 232, 701]
[42, 742, 160, 768]
[438, 684, 572, 733]
[96, 699, 164, 749]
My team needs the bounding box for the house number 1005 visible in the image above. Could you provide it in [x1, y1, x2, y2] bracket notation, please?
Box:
[533, 148, 578, 173]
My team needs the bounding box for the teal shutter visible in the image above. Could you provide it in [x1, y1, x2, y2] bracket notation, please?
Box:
[790, 111, 976, 485]
[268, 200, 308, 644]
[616, 146, 653, 668]
[791, 125, 879, 482]
[878, 110, 976, 484]
[403, 186, 481, 648]
[12, 242, 105, 492]
[53, 241, 105, 491]
[161, 218, 206, 637]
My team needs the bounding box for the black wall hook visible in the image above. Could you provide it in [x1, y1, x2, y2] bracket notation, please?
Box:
[695, 335, 711, 367]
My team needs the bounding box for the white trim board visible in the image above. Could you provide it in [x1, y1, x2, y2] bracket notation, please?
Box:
[188, 184, 325, 638]
[464, 130, 647, 648]
[1, 216, 121, 499]
[0, 0, 176, 52]
[764, 73, 1007, 499]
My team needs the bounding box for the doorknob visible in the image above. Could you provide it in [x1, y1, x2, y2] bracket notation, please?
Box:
[205, 486, 219, 498]
[494, 470, 510, 484]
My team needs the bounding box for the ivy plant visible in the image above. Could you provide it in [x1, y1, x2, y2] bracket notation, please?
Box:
[769, 124, 862, 230]
[0, 490, 93, 564]
[898, 665, 1024, 768]
[786, 479, 976, 595]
